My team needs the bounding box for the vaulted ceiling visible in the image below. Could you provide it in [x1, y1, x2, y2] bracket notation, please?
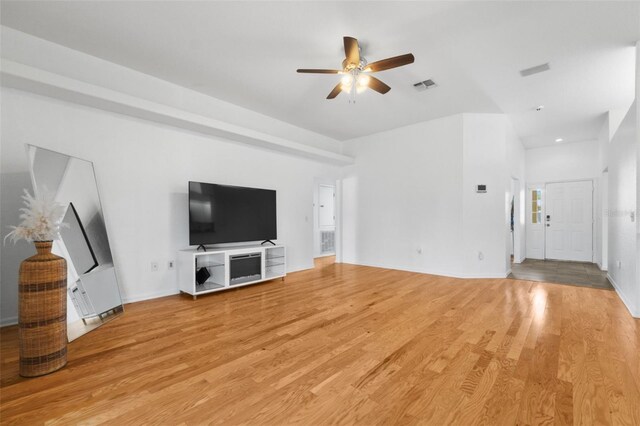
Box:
[1, 1, 638, 148]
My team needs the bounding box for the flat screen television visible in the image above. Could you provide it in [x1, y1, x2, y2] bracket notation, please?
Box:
[189, 181, 277, 246]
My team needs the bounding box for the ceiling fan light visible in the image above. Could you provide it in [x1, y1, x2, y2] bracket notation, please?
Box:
[341, 75, 354, 86]
[357, 74, 370, 87]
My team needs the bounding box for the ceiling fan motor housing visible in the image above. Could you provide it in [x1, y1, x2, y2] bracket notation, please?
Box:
[342, 56, 368, 72]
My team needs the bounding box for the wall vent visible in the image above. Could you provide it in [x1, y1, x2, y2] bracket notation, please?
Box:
[320, 230, 335, 254]
[413, 79, 436, 91]
[519, 63, 550, 77]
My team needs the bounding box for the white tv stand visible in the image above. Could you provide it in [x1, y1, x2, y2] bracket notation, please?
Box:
[178, 244, 286, 299]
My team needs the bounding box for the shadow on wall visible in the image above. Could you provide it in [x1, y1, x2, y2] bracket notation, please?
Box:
[170, 192, 188, 248]
[0, 171, 34, 325]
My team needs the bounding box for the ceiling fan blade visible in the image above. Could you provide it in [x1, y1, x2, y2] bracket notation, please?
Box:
[367, 76, 391, 94]
[326, 83, 342, 99]
[297, 69, 342, 74]
[343, 36, 360, 66]
[366, 53, 415, 72]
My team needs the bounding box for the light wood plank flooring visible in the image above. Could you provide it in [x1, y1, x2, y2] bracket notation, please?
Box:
[1, 259, 639, 425]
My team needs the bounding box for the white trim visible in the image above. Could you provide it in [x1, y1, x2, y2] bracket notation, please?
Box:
[314, 253, 336, 259]
[0, 316, 18, 327]
[121, 288, 180, 304]
[526, 183, 546, 260]
[607, 273, 640, 318]
[0, 60, 354, 166]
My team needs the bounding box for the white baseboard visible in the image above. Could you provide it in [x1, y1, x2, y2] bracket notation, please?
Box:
[607, 273, 639, 318]
[314, 253, 336, 258]
[0, 316, 18, 327]
[288, 265, 313, 273]
[121, 288, 180, 304]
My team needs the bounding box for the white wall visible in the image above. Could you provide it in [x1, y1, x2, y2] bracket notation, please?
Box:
[0, 137, 34, 326]
[342, 113, 520, 278]
[607, 101, 638, 316]
[462, 114, 510, 277]
[636, 41, 640, 319]
[342, 114, 465, 276]
[526, 139, 600, 184]
[0, 89, 341, 324]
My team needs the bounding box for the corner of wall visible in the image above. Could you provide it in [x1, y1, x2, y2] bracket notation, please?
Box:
[461, 113, 511, 277]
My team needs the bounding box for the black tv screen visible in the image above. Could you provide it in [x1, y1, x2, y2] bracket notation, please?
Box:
[189, 182, 277, 245]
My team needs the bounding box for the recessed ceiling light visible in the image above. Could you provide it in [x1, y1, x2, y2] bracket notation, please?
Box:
[555, 138, 563, 143]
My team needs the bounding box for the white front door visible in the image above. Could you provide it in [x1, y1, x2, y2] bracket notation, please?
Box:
[526, 184, 545, 259]
[545, 180, 593, 262]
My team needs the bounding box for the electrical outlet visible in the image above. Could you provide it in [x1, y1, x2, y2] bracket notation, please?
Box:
[478, 251, 484, 261]
[417, 247, 423, 254]
[168, 260, 175, 270]
[151, 261, 159, 272]
[617, 260, 622, 269]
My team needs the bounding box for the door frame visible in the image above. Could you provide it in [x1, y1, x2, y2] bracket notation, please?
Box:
[526, 183, 546, 260]
[510, 177, 524, 264]
[600, 170, 608, 271]
[313, 178, 340, 260]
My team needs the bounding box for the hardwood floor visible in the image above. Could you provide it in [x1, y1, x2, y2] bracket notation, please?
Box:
[1, 259, 639, 425]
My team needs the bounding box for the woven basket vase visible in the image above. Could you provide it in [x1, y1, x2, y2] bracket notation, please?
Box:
[18, 241, 67, 377]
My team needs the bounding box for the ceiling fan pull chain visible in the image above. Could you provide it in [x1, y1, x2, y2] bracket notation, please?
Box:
[350, 70, 357, 103]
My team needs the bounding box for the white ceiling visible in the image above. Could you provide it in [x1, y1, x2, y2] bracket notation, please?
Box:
[1, 1, 638, 148]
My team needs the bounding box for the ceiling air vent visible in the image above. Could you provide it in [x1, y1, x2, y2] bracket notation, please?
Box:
[413, 79, 436, 92]
[519, 63, 550, 77]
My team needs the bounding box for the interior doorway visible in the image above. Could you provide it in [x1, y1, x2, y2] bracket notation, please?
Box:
[313, 180, 337, 263]
[510, 177, 523, 264]
[600, 170, 608, 271]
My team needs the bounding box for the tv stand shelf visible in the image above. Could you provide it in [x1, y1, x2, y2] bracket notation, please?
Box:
[178, 244, 286, 299]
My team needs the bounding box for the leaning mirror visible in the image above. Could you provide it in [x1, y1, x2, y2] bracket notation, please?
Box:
[26, 145, 123, 341]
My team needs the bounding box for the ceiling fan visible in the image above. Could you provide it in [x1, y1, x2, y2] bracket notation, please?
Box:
[297, 36, 415, 100]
